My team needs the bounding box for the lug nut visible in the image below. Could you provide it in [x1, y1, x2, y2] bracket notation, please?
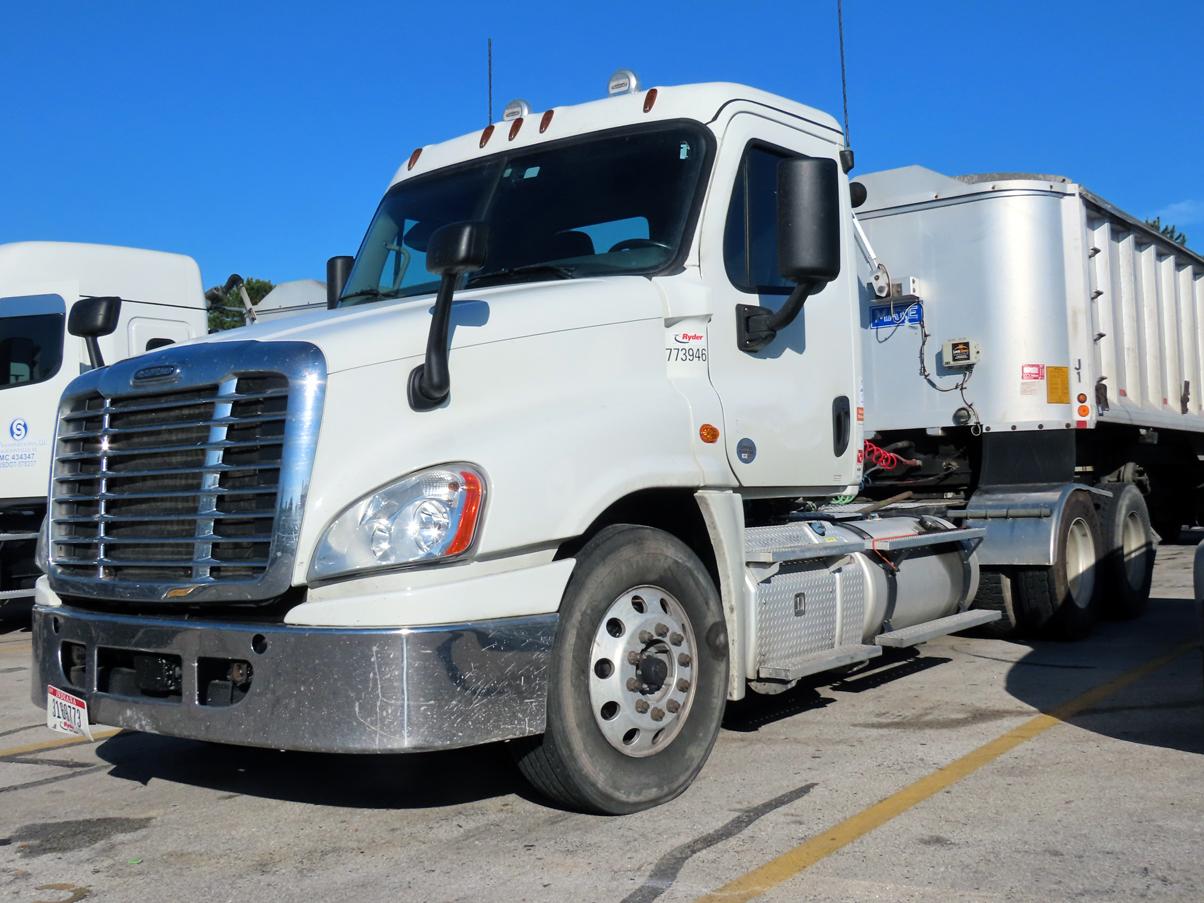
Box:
[678, 653, 692, 667]
[650, 707, 665, 722]
[635, 699, 650, 714]
[676, 678, 691, 693]
[626, 677, 640, 691]
[627, 651, 641, 665]
[655, 623, 669, 637]
[666, 699, 681, 714]
[669, 632, 683, 646]
[639, 630, 653, 644]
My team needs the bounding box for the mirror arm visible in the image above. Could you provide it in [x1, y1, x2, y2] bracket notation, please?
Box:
[407, 272, 458, 410]
[736, 281, 813, 353]
[84, 336, 104, 369]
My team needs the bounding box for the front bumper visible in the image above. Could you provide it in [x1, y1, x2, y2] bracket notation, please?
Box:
[31, 603, 557, 753]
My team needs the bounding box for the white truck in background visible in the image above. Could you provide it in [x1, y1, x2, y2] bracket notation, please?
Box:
[28, 75, 1179, 813]
[0, 244, 320, 616]
[0, 242, 208, 613]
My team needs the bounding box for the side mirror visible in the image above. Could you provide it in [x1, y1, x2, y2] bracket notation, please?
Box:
[326, 256, 354, 309]
[425, 222, 489, 276]
[776, 156, 841, 286]
[408, 222, 488, 411]
[736, 156, 842, 352]
[68, 296, 122, 369]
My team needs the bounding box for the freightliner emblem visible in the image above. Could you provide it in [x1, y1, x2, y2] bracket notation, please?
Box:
[132, 364, 180, 383]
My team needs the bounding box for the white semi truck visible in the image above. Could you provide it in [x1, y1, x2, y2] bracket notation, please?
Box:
[0, 242, 208, 613]
[29, 76, 1179, 813]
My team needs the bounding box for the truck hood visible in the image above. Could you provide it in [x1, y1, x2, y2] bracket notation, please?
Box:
[190, 277, 662, 373]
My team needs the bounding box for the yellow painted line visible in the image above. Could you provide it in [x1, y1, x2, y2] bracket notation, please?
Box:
[0, 728, 121, 759]
[698, 641, 1198, 902]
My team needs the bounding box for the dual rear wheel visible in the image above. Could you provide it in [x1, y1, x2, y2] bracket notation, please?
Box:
[983, 484, 1154, 640]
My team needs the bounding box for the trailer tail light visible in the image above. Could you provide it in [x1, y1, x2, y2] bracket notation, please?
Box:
[539, 109, 555, 133]
[480, 125, 495, 148]
[643, 88, 658, 113]
[406, 148, 422, 171]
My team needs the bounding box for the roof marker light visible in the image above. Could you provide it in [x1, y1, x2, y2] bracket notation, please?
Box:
[479, 124, 494, 148]
[406, 147, 422, 171]
[643, 88, 658, 113]
[539, 109, 554, 133]
[508, 117, 523, 141]
[502, 98, 529, 121]
[608, 68, 639, 95]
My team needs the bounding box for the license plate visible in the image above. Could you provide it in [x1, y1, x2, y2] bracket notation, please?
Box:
[46, 686, 94, 740]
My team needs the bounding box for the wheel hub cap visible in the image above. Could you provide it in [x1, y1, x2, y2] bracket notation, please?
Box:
[588, 586, 697, 758]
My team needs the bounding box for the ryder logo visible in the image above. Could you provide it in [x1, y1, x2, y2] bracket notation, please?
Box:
[674, 333, 704, 344]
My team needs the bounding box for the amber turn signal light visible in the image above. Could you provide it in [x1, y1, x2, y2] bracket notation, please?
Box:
[699, 424, 720, 444]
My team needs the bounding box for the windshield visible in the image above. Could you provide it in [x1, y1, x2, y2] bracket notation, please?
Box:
[340, 123, 711, 304]
[0, 295, 66, 391]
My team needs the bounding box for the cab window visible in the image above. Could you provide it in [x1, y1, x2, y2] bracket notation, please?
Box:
[724, 144, 796, 295]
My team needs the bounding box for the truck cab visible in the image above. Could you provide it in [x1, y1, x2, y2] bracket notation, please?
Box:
[0, 242, 207, 612]
[31, 79, 992, 812]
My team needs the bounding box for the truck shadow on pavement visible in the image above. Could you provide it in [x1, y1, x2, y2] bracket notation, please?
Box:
[988, 595, 1204, 756]
[92, 732, 532, 809]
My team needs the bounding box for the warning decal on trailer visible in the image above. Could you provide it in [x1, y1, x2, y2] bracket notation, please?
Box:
[1046, 366, 1070, 404]
[1021, 364, 1045, 381]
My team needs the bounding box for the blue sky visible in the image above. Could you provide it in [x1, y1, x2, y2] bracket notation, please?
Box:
[2, 0, 1200, 287]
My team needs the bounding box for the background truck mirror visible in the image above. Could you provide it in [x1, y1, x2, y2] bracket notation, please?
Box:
[68, 295, 122, 369]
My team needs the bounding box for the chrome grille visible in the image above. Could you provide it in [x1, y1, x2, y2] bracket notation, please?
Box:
[46, 341, 326, 604]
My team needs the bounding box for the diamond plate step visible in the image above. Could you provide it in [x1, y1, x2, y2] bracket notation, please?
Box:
[744, 523, 867, 563]
[874, 609, 1002, 647]
[757, 644, 882, 681]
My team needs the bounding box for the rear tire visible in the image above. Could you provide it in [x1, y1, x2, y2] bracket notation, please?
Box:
[1013, 491, 1100, 640]
[973, 569, 1023, 637]
[1096, 482, 1154, 619]
[511, 524, 728, 814]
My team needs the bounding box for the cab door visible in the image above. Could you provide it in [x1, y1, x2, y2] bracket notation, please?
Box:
[700, 113, 861, 492]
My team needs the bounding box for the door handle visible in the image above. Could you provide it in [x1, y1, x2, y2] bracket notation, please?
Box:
[832, 396, 851, 456]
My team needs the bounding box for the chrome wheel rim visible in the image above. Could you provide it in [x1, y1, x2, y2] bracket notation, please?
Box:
[1065, 516, 1096, 609]
[588, 585, 697, 758]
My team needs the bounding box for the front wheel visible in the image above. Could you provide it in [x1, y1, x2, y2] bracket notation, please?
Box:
[511, 524, 729, 814]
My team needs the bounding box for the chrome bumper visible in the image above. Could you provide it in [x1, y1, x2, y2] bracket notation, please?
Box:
[31, 604, 557, 753]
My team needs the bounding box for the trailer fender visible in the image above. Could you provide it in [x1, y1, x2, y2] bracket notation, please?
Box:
[958, 484, 1111, 567]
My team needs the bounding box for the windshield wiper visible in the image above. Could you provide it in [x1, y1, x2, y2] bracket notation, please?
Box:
[466, 262, 576, 288]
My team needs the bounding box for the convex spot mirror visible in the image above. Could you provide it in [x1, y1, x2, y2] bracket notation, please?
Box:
[776, 156, 841, 287]
[68, 295, 122, 369]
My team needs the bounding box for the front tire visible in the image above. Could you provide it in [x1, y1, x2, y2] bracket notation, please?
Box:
[512, 524, 728, 814]
[1013, 491, 1101, 640]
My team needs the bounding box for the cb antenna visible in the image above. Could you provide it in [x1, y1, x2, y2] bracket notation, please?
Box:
[487, 37, 494, 124]
[836, 0, 854, 173]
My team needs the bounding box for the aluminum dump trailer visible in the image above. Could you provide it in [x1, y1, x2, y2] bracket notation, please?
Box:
[855, 166, 1204, 437]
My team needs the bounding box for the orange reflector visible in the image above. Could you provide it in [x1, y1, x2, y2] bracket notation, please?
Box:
[539, 109, 554, 133]
[1077, 404, 1091, 417]
[508, 117, 523, 140]
[447, 470, 484, 556]
[643, 88, 658, 113]
[1077, 393, 1088, 403]
[479, 124, 495, 148]
[699, 424, 720, 444]
[406, 147, 422, 171]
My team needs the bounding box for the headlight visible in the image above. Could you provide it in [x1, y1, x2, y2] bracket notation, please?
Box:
[309, 464, 485, 580]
